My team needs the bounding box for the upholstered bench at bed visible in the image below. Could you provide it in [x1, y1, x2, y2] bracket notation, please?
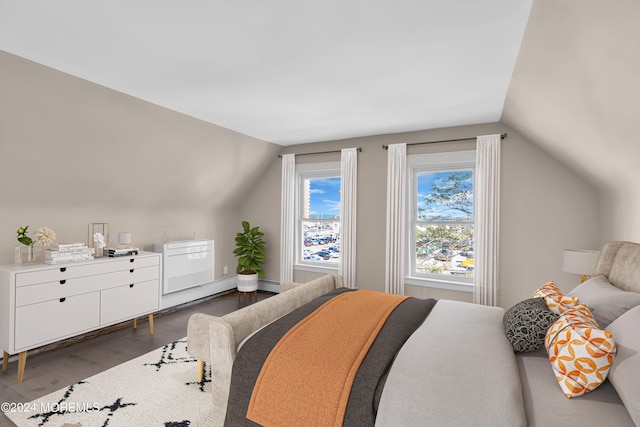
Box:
[186, 274, 344, 410]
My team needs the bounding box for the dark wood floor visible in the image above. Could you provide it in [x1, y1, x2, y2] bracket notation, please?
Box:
[0, 290, 272, 427]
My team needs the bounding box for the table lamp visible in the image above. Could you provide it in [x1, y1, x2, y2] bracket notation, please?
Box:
[562, 249, 600, 284]
[118, 232, 132, 248]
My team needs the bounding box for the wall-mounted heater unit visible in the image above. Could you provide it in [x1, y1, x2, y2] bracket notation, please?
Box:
[154, 240, 214, 295]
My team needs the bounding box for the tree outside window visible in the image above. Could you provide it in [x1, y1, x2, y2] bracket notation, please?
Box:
[409, 151, 475, 284]
[415, 171, 474, 277]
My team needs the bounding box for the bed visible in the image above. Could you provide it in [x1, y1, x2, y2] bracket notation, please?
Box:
[187, 241, 640, 426]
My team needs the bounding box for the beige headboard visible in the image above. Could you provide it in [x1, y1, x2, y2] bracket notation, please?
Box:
[592, 241, 640, 293]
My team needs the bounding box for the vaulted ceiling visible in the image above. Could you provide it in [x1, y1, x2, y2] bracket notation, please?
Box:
[1, 0, 639, 226]
[0, 0, 532, 145]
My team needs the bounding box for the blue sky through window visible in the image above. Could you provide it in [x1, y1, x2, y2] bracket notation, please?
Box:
[308, 177, 340, 218]
[417, 171, 473, 220]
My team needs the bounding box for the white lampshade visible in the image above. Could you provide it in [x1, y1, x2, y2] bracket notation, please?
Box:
[562, 249, 600, 276]
[118, 232, 132, 246]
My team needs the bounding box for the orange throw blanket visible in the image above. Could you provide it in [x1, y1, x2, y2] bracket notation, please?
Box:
[246, 290, 409, 427]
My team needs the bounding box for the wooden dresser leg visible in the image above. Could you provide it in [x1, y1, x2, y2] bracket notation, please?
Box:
[133, 318, 138, 329]
[2, 351, 9, 372]
[197, 360, 204, 382]
[17, 351, 27, 383]
[148, 314, 154, 335]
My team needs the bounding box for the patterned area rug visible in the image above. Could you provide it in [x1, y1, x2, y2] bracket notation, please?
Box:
[4, 338, 225, 426]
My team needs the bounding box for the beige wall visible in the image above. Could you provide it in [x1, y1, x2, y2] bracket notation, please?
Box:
[0, 51, 281, 277]
[502, 0, 640, 243]
[1, 50, 604, 309]
[241, 123, 600, 308]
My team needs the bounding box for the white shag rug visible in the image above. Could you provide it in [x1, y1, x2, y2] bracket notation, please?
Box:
[4, 338, 225, 427]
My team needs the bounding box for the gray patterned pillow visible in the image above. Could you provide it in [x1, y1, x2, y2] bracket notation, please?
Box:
[503, 298, 558, 352]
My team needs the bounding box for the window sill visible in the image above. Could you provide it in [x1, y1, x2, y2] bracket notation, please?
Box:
[404, 276, 473, 293]
[294, 263, 339, 275]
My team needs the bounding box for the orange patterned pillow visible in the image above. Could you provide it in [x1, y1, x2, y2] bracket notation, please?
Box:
[544, 304, 616, 398]
[532, 281, 579, 314]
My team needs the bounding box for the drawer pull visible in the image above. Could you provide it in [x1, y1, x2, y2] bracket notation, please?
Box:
[60, 280, 66, 285]
[130, 259, 135, 263]
[59, 298, 66, 303]
[130, 269, 134, 273]
[60, 267, 67, 272]
[129, 284, 134, 288]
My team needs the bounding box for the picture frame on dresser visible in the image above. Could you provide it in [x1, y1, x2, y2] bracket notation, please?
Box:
[0, 251, 162, 383]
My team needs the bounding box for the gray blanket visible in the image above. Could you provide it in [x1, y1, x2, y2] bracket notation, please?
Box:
[375, 300, 527, 427]
[224, 288, 436, 426]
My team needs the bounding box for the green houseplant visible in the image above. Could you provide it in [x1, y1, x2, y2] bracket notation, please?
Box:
[233, 220, 266, 277]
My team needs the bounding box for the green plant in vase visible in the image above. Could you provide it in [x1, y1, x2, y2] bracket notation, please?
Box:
[16, 226, 33, 246]
[16, 225, 56, 263]
[233, 221, 266, 297]
[233, 221, 266, 277]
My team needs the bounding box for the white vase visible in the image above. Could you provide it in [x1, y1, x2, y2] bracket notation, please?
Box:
[14, 245, 38, 264]
[237, 273, 258, 292]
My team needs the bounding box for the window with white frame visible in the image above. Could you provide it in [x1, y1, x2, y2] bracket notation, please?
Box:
[296, 162, 341, 268]
[408, 151, 475, 287]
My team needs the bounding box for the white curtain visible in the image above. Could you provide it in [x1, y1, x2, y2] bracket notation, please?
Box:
[385, 144, 406, 295]
[339, 148, 358, 289]
[474, 134, 501, 306]
[280, 154, 295, 284]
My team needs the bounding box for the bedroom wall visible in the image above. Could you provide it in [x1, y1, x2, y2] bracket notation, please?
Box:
[502, 0, 640, 243]
[1, 50, 605, 310]
[240, 123, 600, 308]
[0, 51, 281, 278]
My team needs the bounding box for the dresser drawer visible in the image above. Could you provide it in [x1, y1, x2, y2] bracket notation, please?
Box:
[14, 292, 100, 350]
[100, 280, 159, 325]
[15, 266, 160, 307]
[14, 255, 160, 287]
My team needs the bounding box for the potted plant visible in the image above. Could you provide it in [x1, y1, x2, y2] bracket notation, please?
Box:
[233, 220, 266, 292]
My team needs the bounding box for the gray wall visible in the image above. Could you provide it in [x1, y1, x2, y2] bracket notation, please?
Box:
[502, 0, 640, 242]
[241, 123, 601, 308]
[1, 50, 603, 309]
[0, 51, 281, 278]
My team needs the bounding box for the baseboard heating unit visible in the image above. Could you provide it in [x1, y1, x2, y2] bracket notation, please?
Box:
[154, 240, 214, 295]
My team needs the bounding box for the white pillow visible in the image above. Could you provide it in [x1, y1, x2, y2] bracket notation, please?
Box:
[607, 305, 640, 426]
[568, 275, 640, 328]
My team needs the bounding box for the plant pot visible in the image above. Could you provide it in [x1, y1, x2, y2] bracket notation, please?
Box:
[237, 272, 258, 292]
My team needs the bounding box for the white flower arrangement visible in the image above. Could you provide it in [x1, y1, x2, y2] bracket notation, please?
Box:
[16, 225, 57, 248]
[34, 226, 56, 247]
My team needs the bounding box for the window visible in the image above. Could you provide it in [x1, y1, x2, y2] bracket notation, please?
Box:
[407, 151, 475, 289]
[296, 162, 341, 269]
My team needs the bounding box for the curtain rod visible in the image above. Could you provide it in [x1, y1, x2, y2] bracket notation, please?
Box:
[381, 133, 507, 150]
[278, 147, 362, 158]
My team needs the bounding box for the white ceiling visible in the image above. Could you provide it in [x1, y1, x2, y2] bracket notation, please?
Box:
[0, 1, 532, 145]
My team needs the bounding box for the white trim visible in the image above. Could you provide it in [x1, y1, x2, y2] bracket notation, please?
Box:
[294, 263, 339, 275]
[406, 150, 476, 288]
[404, 276, 473, 293]
[258, 279, 281, 293]
[295, 161, 341, 174]
[160, 276, 237, 309]
[295, 161, 341, 268]
[408, 150, 476, 169]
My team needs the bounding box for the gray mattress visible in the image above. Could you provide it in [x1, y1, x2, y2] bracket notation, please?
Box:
[516, 348, 634, 426]
[376, 300, 527, 427]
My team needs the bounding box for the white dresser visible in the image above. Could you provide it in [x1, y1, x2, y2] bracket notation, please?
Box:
[0, 251, 162, 382]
